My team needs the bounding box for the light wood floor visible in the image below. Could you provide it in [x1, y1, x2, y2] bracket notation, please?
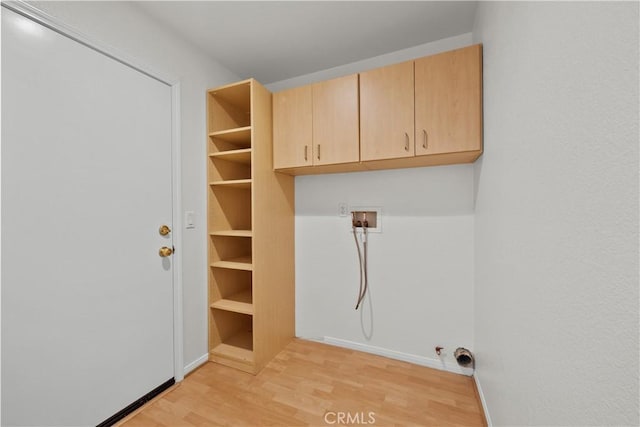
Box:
[120, 339, 486, 426]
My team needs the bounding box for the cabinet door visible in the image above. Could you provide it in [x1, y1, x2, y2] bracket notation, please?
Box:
[360, 60, 414, 161]
[312, 74, 359, 166]
[273, 85, 312, 169]
[415, 44, 482, 156]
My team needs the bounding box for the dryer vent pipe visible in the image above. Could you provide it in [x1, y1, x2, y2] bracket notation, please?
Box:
[454, 347, 474, 368]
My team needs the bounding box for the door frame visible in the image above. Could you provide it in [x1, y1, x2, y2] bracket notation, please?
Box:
[2, 0, 186, 382]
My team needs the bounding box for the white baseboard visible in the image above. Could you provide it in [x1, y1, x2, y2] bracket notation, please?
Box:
[183, 353, 208, 376]
[317, 336, 474, 376]
[473, 373, 493, 426]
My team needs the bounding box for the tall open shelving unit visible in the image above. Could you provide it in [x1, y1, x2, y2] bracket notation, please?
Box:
[207, 79, 294, 374]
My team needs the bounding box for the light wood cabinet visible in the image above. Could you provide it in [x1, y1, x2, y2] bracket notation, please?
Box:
[312, 74, 360, 166]
[207, 79, 294, 375]
[361, 45, 482, 163]
[359, 60, 415, 161]
[414, 44, 482, 156]
[273, 44, 483, 175]
[272, 85, 312, 169]
[273, 74, 360, 171]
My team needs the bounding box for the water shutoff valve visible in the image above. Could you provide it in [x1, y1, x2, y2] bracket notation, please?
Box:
[351, 211, 377, 228]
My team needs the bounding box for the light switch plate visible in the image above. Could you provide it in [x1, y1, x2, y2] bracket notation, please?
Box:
[338, 202, 348, 217]
[185, 211, 195, 229]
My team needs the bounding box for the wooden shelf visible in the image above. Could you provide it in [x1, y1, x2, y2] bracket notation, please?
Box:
[210, 330, 254, 365]
[209, 148, 251, 164]
[210, 343, 254, 365]
[209, 126, 251, 147]
[208, 78, 294, 376]
[211, 290, 253, 315]
[210, 230, 253, 238]
[210, 179, 252, 189]
[209, 81, 251, 114]
[211, 255, 253, 271]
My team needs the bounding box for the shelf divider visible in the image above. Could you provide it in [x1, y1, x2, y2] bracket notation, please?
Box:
[210, 330, 254, 366]
[208, 126, 251, 147]
[210, 179, 252, 189]
[209, 148, 252, 164]
[211, 255, 253, 271]
[210, 230, 253, 238]
[211, 290, 253, 315]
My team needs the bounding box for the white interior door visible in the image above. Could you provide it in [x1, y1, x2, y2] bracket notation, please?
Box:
[2, 8, 175, 426]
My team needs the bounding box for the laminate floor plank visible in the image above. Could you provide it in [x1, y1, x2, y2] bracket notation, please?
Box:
[118, 339, 485, 426]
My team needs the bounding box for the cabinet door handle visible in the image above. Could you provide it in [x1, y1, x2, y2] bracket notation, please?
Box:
[404, 133, 410, 152]
[422, 129, 428, 150]
[304, 145, 308, 161]
[317, 144, 321, 160]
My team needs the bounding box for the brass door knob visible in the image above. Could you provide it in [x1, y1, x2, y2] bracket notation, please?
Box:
[159, 225, 171, 236]
[159, 246, 173, 257]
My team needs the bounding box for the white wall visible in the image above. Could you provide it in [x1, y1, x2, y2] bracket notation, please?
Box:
[267, 33, 473, 92]
[27, 1, 241, 371]
[472, 2, 639, 425]
[267, 34, 478, 370]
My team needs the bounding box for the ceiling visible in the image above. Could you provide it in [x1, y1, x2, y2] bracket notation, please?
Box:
[133, 1, 478, 84]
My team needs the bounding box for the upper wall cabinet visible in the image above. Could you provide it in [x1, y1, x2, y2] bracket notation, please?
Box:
[273, 44, 483, 175]
[273, 74, 359, 170]
[312, 74, 359, 166]
[360, 60, 415, 161]
[414, 44, 482, 156]
[361, 44, 482, 163]
[273, 85, 312, 169]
